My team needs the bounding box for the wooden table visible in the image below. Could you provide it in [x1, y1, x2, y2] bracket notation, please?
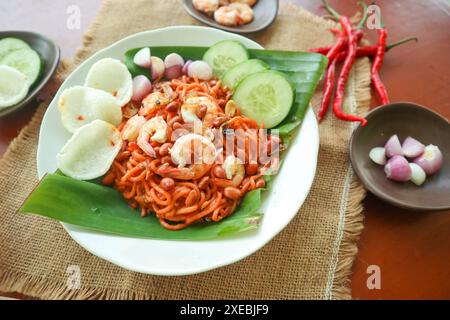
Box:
[1, 0, 449, 299]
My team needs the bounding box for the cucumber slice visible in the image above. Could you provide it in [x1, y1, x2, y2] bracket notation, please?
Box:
[233, 70, 294, 128]
[0, 37, 30, 61]
[1, 48, 42, 86]
[0, 65, 29, 108]
[222, 59, 269, 90]
[203, 40, 249, 78]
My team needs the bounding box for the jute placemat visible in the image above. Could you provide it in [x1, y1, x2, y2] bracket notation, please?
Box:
[0, 0, 369, 299]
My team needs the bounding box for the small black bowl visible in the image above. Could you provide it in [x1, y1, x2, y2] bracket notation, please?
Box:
[183, 0, 278, 34]
[0, 31, 60, 117]
[350, 102, 450, 211]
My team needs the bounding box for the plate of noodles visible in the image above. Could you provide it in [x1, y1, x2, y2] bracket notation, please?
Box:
[23, 26, 326, 275]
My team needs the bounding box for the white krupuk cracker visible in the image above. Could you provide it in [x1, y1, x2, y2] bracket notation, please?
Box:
[58, 86, 122, 133]
[85, 58, 132, 107]
[57, 119, 122, 180]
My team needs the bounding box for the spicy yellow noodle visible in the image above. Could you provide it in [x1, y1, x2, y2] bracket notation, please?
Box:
[102, 75, 281, 230]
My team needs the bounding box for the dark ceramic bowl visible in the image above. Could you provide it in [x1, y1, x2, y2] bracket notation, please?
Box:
[350, 102, 450, 211]
[0, 31, 60, 117]
[183, 0, 278, 33]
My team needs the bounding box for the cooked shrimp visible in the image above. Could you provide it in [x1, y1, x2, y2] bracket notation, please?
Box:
[122, 101, 139, 118]
[156, 81, 174, 97]
[181, 96, 221, 128]
[157, 133, 217, 180]
[230, 0, 257, 7]
[139, 83, 174, 116]
[213, 6, 240, 26]
[139, 92, 169, 116]
[229, 2, 253, 24]
[122, 115, 146, 141]
[193, 0, 219, 15]
[137, 116, 168, 157]
[214, 3, 253, 26]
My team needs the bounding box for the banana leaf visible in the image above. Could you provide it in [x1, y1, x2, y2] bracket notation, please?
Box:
[20, 173, 262, 240]
[20, 45, 326, 240]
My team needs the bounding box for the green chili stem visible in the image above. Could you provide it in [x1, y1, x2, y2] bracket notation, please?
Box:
[321, 0, 341, 19]
[386, 37, 418, 51]
[357, 2, 369, 30]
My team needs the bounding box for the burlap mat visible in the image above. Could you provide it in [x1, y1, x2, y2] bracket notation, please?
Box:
[0, 0, 369, 299]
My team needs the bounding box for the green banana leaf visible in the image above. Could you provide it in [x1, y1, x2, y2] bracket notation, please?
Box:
[20, 45, 326, 240]
[21, 173, 262, 240]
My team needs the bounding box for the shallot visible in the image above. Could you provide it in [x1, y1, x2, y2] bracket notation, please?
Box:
[384, 134, 403, 157]
[131, 75, 152, 102]
[182, 60, 193, 75]
[369, 147, 386, 165]
[413, 144, 443, 175]
[150, 56, 165, 80]
[402, 136, 425, 158]
[133, 47, 151, 68]
[164, 53, 184, 79]
[188, 60, 213, 80]
[384, 155, 411, 182]
[369, 134, 444, 186]
[409, 163, 426, 186]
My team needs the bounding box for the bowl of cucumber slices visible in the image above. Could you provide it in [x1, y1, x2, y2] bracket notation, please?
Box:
[0, 31, 60, 117]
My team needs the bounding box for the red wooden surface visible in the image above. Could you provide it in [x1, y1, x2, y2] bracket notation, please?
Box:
[0, 0, 449, 299]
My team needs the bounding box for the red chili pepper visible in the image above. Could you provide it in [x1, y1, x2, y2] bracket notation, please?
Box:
[337, 46, 377, 61]
[332, 16, 367, 125]
[312, 45, 374, 56]
[318, 52, 345, 121]
[310, 36, 417, 57]
[353, 29, 364, 42]
[371, 28, 390, 105]
[334, 46, 378, 61]
[310, 30, 363, 55]
[355, 46, 377, 57]
[326, 29, 345, 64]
[309, 46, 332, 55]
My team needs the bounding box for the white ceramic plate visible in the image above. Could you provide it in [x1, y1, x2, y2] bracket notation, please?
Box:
[37, 26, 319, 275]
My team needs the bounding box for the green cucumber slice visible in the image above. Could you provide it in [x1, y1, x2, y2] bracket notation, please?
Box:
[1, 48, 42, 86]
[203, 40, 249, 78]
[222, 59, 269, 90]
[0, 37, 30, 61]
[233, 70, 295, 128]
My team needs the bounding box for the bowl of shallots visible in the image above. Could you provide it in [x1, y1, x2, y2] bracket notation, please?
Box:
[350, 102, 450, 211]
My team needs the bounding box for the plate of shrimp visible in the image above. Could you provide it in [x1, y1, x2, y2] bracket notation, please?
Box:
[183, 0, 278, 33]
[36, 26, 320, 275]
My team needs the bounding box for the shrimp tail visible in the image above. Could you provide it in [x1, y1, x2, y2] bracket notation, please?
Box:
[142, 144, 157, 158]
[156, 167, 194, 180]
